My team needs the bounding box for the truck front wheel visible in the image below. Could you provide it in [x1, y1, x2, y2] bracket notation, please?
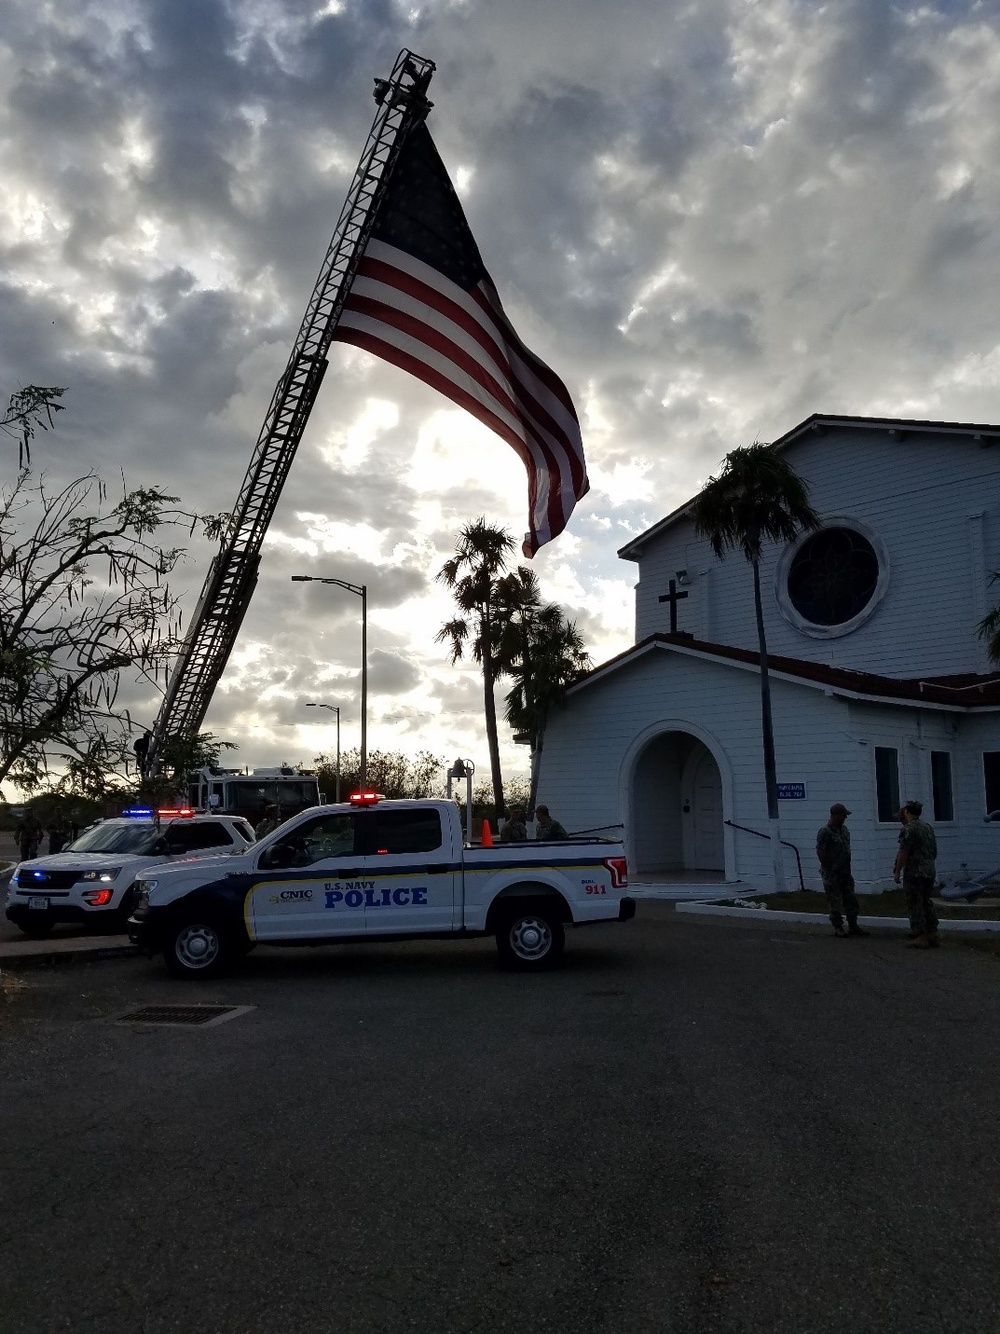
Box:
[162, 917, 234, 980]
[496, 906, 564, 971]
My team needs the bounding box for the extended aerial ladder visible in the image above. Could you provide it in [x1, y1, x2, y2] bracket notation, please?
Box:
[140, 51, 435, 780]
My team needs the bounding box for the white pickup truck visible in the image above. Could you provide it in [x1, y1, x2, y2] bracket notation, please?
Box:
[128, 793, 634, 977]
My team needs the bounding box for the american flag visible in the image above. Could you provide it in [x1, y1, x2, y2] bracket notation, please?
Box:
[332, 122, 589, 557]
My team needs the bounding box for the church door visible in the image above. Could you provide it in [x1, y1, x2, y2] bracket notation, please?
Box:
[686, 746, 724, 871]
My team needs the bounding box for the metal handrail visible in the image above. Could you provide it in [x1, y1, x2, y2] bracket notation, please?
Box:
[724, 819, 805, 892]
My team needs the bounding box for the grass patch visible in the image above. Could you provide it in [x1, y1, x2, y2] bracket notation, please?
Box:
[717, 890, 1000, 920]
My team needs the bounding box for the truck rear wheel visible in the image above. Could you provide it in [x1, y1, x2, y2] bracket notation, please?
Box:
[496, 906, 564, 971]
[162, 917, 234, 980]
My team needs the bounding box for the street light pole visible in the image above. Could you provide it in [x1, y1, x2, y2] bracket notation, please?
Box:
[292, 575, 368, 786]
[306, 702, 341, 801]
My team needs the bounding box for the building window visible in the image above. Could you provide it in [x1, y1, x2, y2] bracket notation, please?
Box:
[875, 747, 900, 822]
[931, 752, 954, 822]
[776, 518, 889, 640]
[787, 527, 880, 626]
[983, 753, 1000, 816]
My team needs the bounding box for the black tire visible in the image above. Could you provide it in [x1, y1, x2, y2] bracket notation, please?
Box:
[17, 916, 54, 939]
[162, 916, 234, 980]
[495, 905, 565, 971]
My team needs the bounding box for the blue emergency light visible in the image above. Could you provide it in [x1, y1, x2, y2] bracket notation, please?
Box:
[122, 806, 155, 820]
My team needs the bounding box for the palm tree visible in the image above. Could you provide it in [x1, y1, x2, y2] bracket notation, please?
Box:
[692, 442, 820, 891]
[977, 576, 1000, 663]
[497, 569, 591, 812]
[436, 519, 515, 815]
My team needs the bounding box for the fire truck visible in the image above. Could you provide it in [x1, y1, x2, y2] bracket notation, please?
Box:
[185, 767, 321, 825]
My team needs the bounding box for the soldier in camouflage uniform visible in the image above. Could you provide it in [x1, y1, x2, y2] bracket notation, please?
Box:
[893, 799, 939, 948]
[816, 802, 867, 938]
[254, 803, 282, 840]
[499, 805, 528, 843]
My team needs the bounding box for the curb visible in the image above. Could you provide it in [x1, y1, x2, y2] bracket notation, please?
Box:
[674, 903, 1000, 932]
[0, 938, 140, 970]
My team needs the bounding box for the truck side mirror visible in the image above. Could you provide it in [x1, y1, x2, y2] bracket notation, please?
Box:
[259, 842, 294, 870]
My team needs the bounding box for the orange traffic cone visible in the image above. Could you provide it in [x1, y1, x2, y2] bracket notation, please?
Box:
[481, 819, 493, 847]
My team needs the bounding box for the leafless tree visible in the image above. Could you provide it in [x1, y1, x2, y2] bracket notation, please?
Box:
[0, 470, 227, 795]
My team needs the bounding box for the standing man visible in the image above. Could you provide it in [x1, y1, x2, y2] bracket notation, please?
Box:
[893, 799, 939, 948]
[255, 803, 282, 840]
[816, 802, 867, 938]
[499, 804, 528, 843]
[47, 812, 72, 855]
[15, 809, 43, 862]
[533, 805, 568, 840]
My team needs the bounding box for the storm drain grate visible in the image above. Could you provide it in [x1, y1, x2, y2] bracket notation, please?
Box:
[116, 1004, 254, 1028]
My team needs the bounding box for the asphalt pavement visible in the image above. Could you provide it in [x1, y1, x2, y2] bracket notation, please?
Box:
[1, 904, 999, 1333]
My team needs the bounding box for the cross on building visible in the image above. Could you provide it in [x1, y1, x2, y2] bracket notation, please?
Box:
[658, 578, 689, 634]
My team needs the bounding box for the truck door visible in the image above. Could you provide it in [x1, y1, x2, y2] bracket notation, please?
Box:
[247, 810, 365, 940]
[359, 806, 457, 934]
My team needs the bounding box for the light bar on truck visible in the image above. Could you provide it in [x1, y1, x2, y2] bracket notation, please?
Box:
[349, 791, 383, 805]
[122, 806, 155, 820]
[156, 807, 195, 819]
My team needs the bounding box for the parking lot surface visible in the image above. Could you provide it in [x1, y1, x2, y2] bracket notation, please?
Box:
[2, 904, 999, 1333]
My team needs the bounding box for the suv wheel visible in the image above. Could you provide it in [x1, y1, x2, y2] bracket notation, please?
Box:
[17, 915, 54, 940]
[496, 905, 565, 971]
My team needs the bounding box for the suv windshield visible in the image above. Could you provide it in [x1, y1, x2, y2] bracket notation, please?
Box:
[67, 823, 162, 855]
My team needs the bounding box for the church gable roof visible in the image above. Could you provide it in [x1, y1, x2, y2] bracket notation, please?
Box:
[618, 413, 1000, 562]
[570, 632, 1000, 712]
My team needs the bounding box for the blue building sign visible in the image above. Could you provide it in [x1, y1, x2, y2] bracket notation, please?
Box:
[777, 783, 807, 800]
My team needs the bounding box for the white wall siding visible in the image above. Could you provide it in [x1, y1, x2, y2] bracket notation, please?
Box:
[540, 643, 1000, 892]
[631, 427, 1000, 679]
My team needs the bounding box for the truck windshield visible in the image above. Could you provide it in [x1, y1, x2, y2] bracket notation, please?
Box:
[227, 779, 318, 816]
[68, 823, 162, 855]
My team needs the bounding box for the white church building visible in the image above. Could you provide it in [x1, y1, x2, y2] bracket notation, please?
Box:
[538, 414, 1000, 891]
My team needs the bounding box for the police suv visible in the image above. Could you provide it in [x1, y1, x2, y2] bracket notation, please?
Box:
[5, 807, 256, 938]
[128, 794, 634, 977]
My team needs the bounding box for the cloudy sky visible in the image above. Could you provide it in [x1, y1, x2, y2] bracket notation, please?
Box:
[2, 0, 999, 792]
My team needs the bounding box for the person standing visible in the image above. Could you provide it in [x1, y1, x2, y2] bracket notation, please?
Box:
[533, 805, 568, 840]
[254, 803, 282, 840]
[499, 805, 527, 843]
[816, 802, 867, 938]
[15, 809, 43, 861]
[47, 813, 72, 855]
[893, 799, 939, 948]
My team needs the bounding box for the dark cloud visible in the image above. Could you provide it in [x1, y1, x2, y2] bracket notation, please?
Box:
[3, 0, 998, 788]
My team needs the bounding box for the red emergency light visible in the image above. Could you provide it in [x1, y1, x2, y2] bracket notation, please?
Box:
[82, 888, 115, 906]
[156, 807, 195, 819]
[349, 791, 382, 806]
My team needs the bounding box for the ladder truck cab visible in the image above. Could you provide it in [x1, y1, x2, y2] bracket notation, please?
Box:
[186, 767, 321, 826]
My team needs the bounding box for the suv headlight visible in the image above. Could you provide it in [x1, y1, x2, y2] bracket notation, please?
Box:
[81, 868, 121, 882]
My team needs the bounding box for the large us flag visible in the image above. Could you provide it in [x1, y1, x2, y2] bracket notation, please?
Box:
[332, 122, 589, 557]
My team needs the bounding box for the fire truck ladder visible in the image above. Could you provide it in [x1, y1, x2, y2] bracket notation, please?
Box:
[141, 50, 436, 779]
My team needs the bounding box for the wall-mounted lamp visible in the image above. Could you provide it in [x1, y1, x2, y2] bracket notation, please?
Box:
[675, 569, 690, 586]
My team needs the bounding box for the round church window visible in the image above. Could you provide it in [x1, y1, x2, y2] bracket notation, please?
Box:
[786, 527, 880, 627]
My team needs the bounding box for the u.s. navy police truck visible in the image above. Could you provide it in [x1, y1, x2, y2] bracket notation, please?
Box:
[128, 793, 634, 977]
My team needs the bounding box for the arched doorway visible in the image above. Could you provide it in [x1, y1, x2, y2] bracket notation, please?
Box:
[631, 731, 726, 876]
